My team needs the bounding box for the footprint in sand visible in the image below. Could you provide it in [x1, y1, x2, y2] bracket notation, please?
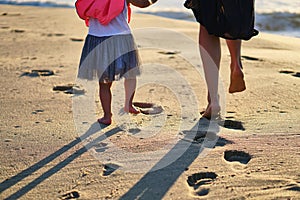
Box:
[158, 50, 180, 55]
[43, 33, 65, 37]
[53, 84, 85, 95]
[53, 85, 73, 93]
[286, 185, 300, 192]
[32, 109, 44, 114]
[70, 38, 84, 42]
[224, 150, 251, 164]
[1, 12, 21, 16]
[11, 29, 25, 33]
[187, 172, 218, 197]
[219, 119, 245, 131]
[102, 164, 120, 176]
[93, 142, 108, 153]
[292, 72, 300, 78]
[60, 191, 80, 199]
[21, 69, 54, 77]
[133, 102, 164, 115]
[279, 70, 294, 74]
[241, 55, 262, 61]
[227, 111, 236, 114]
[192, 131, 233, 147]
[279, 70, 300, 78]
[224, 150, 251, 171]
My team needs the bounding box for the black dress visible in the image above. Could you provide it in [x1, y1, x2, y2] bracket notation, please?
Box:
[184, 0, 259, 40]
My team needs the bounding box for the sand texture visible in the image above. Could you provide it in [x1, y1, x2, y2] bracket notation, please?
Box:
[0, 5, 300, 200]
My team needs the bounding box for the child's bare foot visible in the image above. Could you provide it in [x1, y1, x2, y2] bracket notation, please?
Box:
[98, 114, 112, 125]
[98, 117, 112, 125]
[229, 68, 246, 94]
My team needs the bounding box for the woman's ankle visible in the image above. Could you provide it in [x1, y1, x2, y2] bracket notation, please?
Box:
[230, 59, 243, 71]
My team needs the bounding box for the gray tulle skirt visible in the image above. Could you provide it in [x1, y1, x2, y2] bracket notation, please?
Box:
[78, 34, 141, 82]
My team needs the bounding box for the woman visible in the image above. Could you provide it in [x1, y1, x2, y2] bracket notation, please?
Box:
[185, 0, 258, 119]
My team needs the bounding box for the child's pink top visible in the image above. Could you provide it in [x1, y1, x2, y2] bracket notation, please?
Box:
[75, 0, 131, 26]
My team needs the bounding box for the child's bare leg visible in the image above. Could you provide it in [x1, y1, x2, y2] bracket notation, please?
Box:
[199, 25, 221, 119]
[98, 82, 112, 125]
[226, 39, 246, 93]
[124, 77, 139, 114]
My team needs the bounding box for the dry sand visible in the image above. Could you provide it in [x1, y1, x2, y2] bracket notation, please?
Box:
[0, 5, 300, 200]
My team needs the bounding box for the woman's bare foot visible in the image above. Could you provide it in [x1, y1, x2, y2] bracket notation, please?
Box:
[201, 103, 221, 120]
[124, 106, 140, 114]
[229, 63, 246, 93]
[229, 70, 246, 93]
[98, 117, 112, 125]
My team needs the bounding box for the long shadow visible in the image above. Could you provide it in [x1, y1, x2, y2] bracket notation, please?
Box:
[120, 142, 201, 199]
[1, 122, 121, 200]
[1, 117, 231, 199]
[0, 122, 101, 193]
[120, 118, 231, 199]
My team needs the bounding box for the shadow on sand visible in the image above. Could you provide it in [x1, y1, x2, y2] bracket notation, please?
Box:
[219, 119, 245, 131]
[119, 118, 233, 199]
[0, 117, 234, 199]
[0, 123, 121, 200]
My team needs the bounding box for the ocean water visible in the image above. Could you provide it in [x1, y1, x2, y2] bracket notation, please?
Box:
[0, 0, 299, 38]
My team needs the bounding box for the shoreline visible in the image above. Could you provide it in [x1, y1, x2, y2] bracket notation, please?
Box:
[0, 4, 299, 200]
[0, 3, 300, 38]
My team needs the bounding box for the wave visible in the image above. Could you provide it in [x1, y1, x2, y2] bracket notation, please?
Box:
[1, 0, 299, 37]
[256, 0, 300, 15]
[256, 12, 300, 31]
[137, 10, 300, 38]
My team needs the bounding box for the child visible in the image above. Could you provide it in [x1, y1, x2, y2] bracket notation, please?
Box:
[76, 0, 157, 125]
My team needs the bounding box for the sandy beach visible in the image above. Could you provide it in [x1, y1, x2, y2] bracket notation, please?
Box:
[0, 5, 300, 200]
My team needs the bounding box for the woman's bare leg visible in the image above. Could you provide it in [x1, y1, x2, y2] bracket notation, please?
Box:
[199, 25, 221, 119]
[226, 39, 246, 93]
[124, 77, 140, 114]
[99, 82, 113, 125]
